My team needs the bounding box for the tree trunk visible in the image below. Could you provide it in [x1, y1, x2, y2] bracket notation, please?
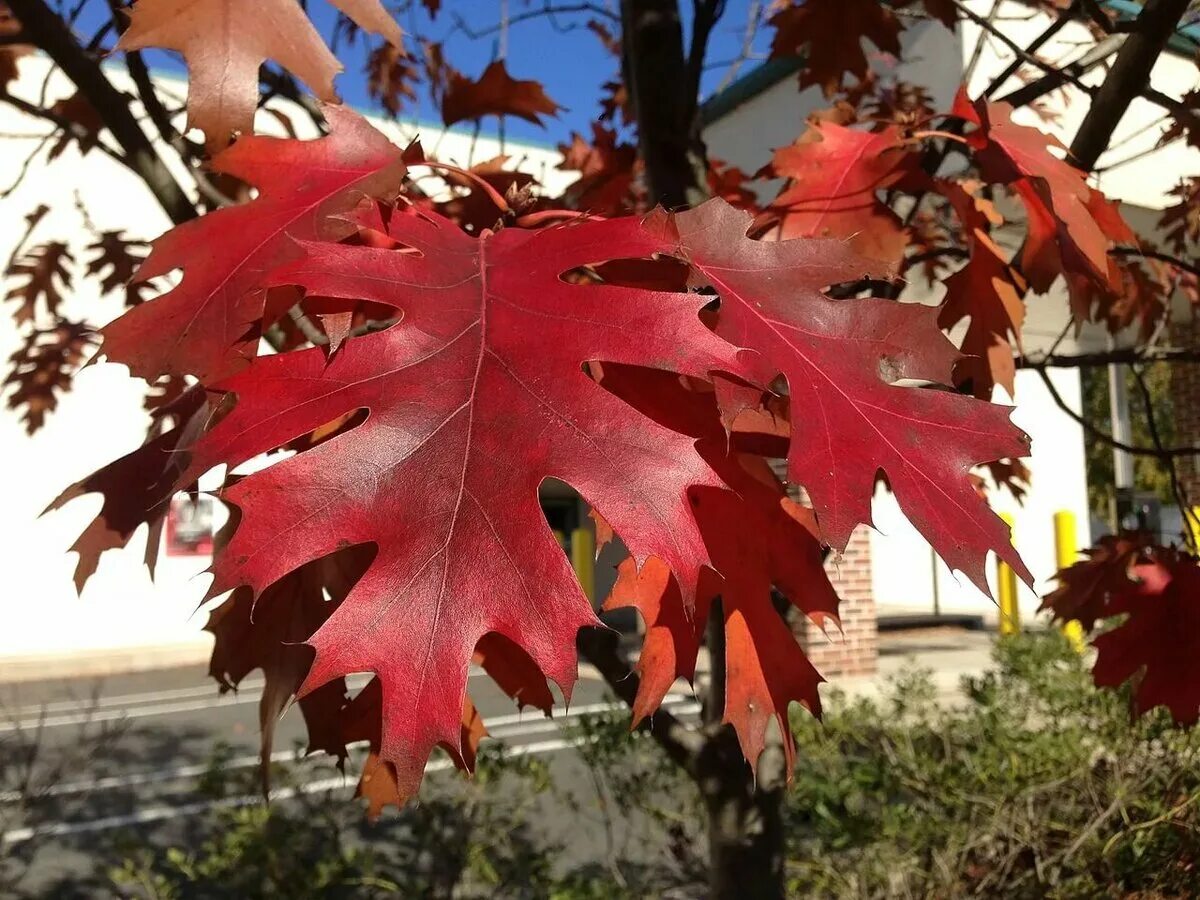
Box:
[698, 729, 787, 899]
[619, 4, 788, 894]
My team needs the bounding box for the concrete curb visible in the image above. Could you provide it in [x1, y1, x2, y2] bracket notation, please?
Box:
[0, 638, 214, 684]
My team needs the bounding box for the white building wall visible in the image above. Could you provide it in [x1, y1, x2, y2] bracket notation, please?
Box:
[0, 57, 574, 668]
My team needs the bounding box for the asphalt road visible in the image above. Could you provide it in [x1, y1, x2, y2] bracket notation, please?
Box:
[0, 659, 699, 896]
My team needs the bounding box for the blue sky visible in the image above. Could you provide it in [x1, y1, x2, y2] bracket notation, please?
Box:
[89, 0, 772, 148]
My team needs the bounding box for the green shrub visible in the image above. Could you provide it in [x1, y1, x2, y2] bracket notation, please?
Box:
[785, 631, 1200, 898]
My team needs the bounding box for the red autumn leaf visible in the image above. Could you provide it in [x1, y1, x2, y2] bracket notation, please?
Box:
[1091, 551, 1200, 725]
[952, 92, 1134, 301]
[440, 60, 562, 128]
[116, 0, 402, 149]
[769, 0, 902, 98]
[598, 367, 838, 772]
[1041, 531, 1156, 631]
[975, 458, 1031, 503]
[757, 123, 918, 263]
[5, 240, 73, 325]
[46, 92, 103, 161]
[665, 201, 1031, 592]
[85, 230, 150, 306]
[935, 180, 1026, 398]
[100, 107, 407, 382]
[180, 204, 743, 798]
[4, 319, 95, 434]
[207, 545, 374, 792]
[45, 386, 208, 591]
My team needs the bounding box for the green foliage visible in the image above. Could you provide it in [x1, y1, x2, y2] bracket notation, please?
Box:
[785, 631, 1200, 897]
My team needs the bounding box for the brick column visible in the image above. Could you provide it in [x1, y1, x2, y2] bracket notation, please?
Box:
[1171, 316, 1200, 506]
[794, 525, 878, 677]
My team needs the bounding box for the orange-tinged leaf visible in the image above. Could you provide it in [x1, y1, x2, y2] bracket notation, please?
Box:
[116, 0, 401, 149]
[757, 123, 918, 263]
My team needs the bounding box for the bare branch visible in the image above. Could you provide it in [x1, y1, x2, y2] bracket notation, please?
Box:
[576, 627, 704, 780]
[1067, 0, 1195, 170]
[1030, 365, 1200, 458]
[7, 0, 198, 224]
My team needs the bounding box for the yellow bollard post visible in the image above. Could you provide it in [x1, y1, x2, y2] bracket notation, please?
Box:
[1053, 510, 1086, 653]
[997, 512, 1020, 636]
[570, 527, 595, 603]
[1187, 506, 1200, 554]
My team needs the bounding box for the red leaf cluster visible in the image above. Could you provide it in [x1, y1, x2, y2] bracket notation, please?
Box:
[61, 112, 1031, 803]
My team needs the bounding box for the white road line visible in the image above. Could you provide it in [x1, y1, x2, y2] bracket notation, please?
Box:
[1, 732, 641, 844]
[0, 662, 616, 732]
[0, 698, 700, 804]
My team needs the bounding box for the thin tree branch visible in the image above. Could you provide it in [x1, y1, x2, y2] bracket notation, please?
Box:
[576, 627, 704, 779]
[1067, 0, 1195, 170]
[1109, 246, 1200, 280]
[1019, 346, 1200, 368]
[6, 0, 197, 224]
[1130, 363, 1198, 549]
[1030, 365, 1200, 457]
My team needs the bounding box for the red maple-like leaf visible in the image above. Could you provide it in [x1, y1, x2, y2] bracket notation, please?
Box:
[46, 92, 103, 161]
[45, 386, 208, 590]
[556, 125, 640, 215]
[207, 545, 374, 792]
[934, 180, 1026, 398]
[1041, 531, 1156, 631]
[952, 92, 1134, 307]
[100, 107, 407, 382]
[1091, 551, 1200, 724]
[769, 0, 902, 97]
[757, 123, 918, 263]
[666, 201, 1032, 592]
[440, 60, 562, 128]
[366, 43, 418, 118]
[181, 205, 742, 798]
[116, 0, 403, 149]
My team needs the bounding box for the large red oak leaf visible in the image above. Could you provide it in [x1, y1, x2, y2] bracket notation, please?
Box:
[757, 123, 917, 264]
[1091, 552, 1200, 724]
[117, 0, 402, 149]
[663, 201, 1032, 592]
[101, 107, 407, 383]
[182, 205, 744, 797]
